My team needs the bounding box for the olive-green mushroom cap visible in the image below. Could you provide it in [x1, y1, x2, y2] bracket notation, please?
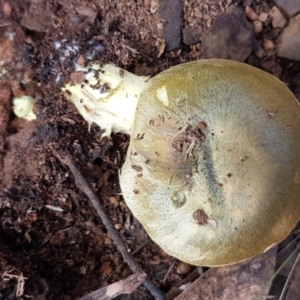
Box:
[119, 59, 300, 266]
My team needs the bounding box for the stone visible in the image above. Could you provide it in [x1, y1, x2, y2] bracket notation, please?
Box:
[263, 39, 274, 53]
[259, 59, 282, 79]
[245, 6, 258, 21]
[201, 5, 255, 62]
[253, 20, 263, 34]
[21, 4, 55, 32]
[274, 0, 300, 17]
[159, 0, 182, 51]
[254, 46, 264, 59]
[3, 2, 11, 16]
[258, 12, 268, 23]
[182, 28, 201, 45]
[269, 6, 287, 28]
[277, 14, 300, 61]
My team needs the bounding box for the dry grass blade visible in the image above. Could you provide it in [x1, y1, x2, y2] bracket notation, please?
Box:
[256, 240, 300, 300]
[278, 244, 300, 300]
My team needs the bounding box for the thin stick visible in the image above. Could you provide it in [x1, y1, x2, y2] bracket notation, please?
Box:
[80, 272, 147, 300]
[1, 273, 28, 280]
[162, 260, 176, 282]
[132, 240, 150, 255]
[53, 151, 165, 300]
[0, 23, 11, 28]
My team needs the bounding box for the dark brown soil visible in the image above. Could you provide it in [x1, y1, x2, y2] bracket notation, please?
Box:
[0, 0, 299, 299]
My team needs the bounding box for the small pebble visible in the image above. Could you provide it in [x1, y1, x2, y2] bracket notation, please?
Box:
[176, 261, 192, 275]
[100, 261, 113, 276]
[253, 20, 263, 34]
[269, 6, 287, 28]
[77, 55, 85, 67]
[260, 59, 282, 78]
[254, 46, 264, 59]
[3, 2, 11, 16]
[114, 223, 122, 230]
[70, 71, 85, 84]
[263, 39, 274, 52]
[109, 196, 119, 206]
[258, 12, 268, 23]
[76, 5, 96, 18]
[104, 237, 112, 245]
[245, 6, 258, 21]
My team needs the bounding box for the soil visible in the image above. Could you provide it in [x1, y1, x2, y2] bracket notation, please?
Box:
[0, 0, 299, 299]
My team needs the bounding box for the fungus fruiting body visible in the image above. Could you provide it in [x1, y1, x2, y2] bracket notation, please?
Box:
[63, 59, 300, 266]
[13, 95, 36, 121]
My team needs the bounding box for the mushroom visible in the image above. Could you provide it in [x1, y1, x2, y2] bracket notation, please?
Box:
[63, 59, 300, 266]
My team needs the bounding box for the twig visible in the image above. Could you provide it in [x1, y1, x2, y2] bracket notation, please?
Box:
[0, 23, 11, 28]
[166, 267, 202, 299]
[2, 272, 26, 297]
[132, 240, 150, 255]
[52, 150, 165, 300]
[105, 240, 151, 282]
[163, 260, 176, 282]
[16, 273, 25, 297]
[1, 273, 28, 280]
[79, 272, 146, 300]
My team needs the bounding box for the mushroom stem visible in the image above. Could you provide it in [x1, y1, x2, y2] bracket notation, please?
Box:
[62, 63, 148, 136]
